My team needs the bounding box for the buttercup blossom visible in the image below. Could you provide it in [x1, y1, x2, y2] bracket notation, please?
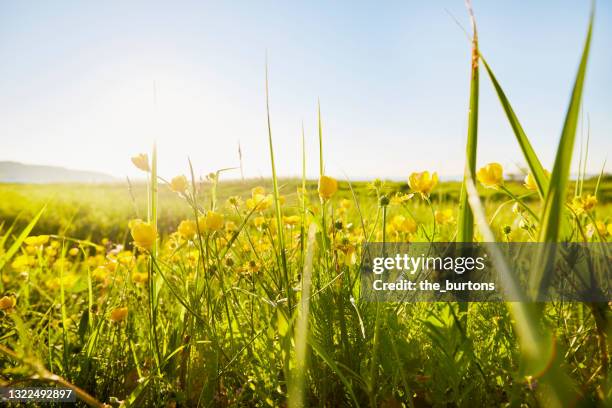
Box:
[129, 219, 157, 250]
[408, 171, 438, 197]
[0, 295, 17, 310]
[24, 235, 50, 247]
[435, 209, 454, 225]
[110, 306, 128, 322]
[318, 175, 338, 200]
[523, 170, 550, 191]
[253, 216, 266, 229]
[571, 194, 597, 215]
[132, 272, 148, 284]
[131, 153, 150, 172]
[246, 186, 273, 211]
[283, 215, 300, 226]
[170, 175, 188, 193]
[391, 215, 417, 234]
[586, 221, 607, 239]
[11, 255, 33, 271]
[178, 220, 197, 239]
[477, 163, 504, 189]
[199, 211, 224, 232]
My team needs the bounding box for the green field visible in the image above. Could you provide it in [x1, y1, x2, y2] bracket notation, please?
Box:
[0, 176, 611, 406]
[1, 177, 610, 241]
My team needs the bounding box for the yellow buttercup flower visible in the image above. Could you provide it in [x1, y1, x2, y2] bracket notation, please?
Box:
[523, 170, 550, 191]
[340, 199, 352, 209]
[132, 272, 148, 284]
[283, 215, 300, 226]
[434, 209, 454, 225]
[595, 221, 607, 236]
[198, 211, 224, 232]
[586, 221, 607, 238]
[408, 171, 438, 198]
[110, 306, 128, 322]
[129, 219, 157, 250]
[246, 196, 273, 211]
[178, 220, 197, 239]
[24, 235, 49, 247]
[92, 265, 109, 281]
[45, 246, 58, 258]
[11, 255, 34, 271]
[0, 295, 17, 310]
[571, 194, 597, 215]
[242, 260, 260, 275]
[252, 186, 265, 197]
[581, 194, 597, 212]
[253, 216, 266, 229]
[131, 153, 150, 172]
[227, 196, 242, 207]
[68, 247, 80, 257]
[246, 187, 274, 211]
[170, 175, 188, 193]
[477, 163, 504, 189]
[117, 251, 135, 266]
[318, 175, 338, 200]
[391, 215, 417, 234]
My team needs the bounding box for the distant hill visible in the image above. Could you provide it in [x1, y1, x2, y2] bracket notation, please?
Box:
[0, 161, 117, 183]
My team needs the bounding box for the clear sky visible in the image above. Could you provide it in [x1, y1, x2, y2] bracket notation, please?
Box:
[0, 0, 610, 180]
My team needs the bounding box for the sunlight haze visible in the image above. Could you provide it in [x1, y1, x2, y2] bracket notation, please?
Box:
[0, 0, 610, 180]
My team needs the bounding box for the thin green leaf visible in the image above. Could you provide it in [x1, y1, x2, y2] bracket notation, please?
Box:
[265, 61, 290, 309]
[530, 10, 593, 296]
[308, 336, 359, 406]
[0, 205, 46, 272]
[480, 56, 548, 199]
[289, 224, 316, 408]
[457, 15, 479, 243]
[463, 170, 576, 405]
[594, 158, 607, 197]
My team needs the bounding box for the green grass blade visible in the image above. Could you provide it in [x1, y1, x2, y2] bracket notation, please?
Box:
[0, 205, 46, 272]
[307, 336, 359, 406]
[265, 62, 290, 309]
[318, 100, 324, 176]
[594, 158, 607, 197]
[300, 122, 307, 265]
[530, 10, 593, 297]
[480, 57, 548, 199]
[579, 114, 590, 195]
[151, 143, 158, 255]
[463, 171, 576, 405]
[456, 23, 479, 243]
[149, 142, 162, 374]
[288, 224, 316, 408]
[0, 219, 16, 253]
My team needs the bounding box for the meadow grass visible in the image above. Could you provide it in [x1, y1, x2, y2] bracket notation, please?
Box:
[2, 178, 608, 242]
[0, 176, 610, 406]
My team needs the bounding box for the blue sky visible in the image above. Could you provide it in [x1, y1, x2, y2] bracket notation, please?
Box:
[0, 0, 610, 180]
